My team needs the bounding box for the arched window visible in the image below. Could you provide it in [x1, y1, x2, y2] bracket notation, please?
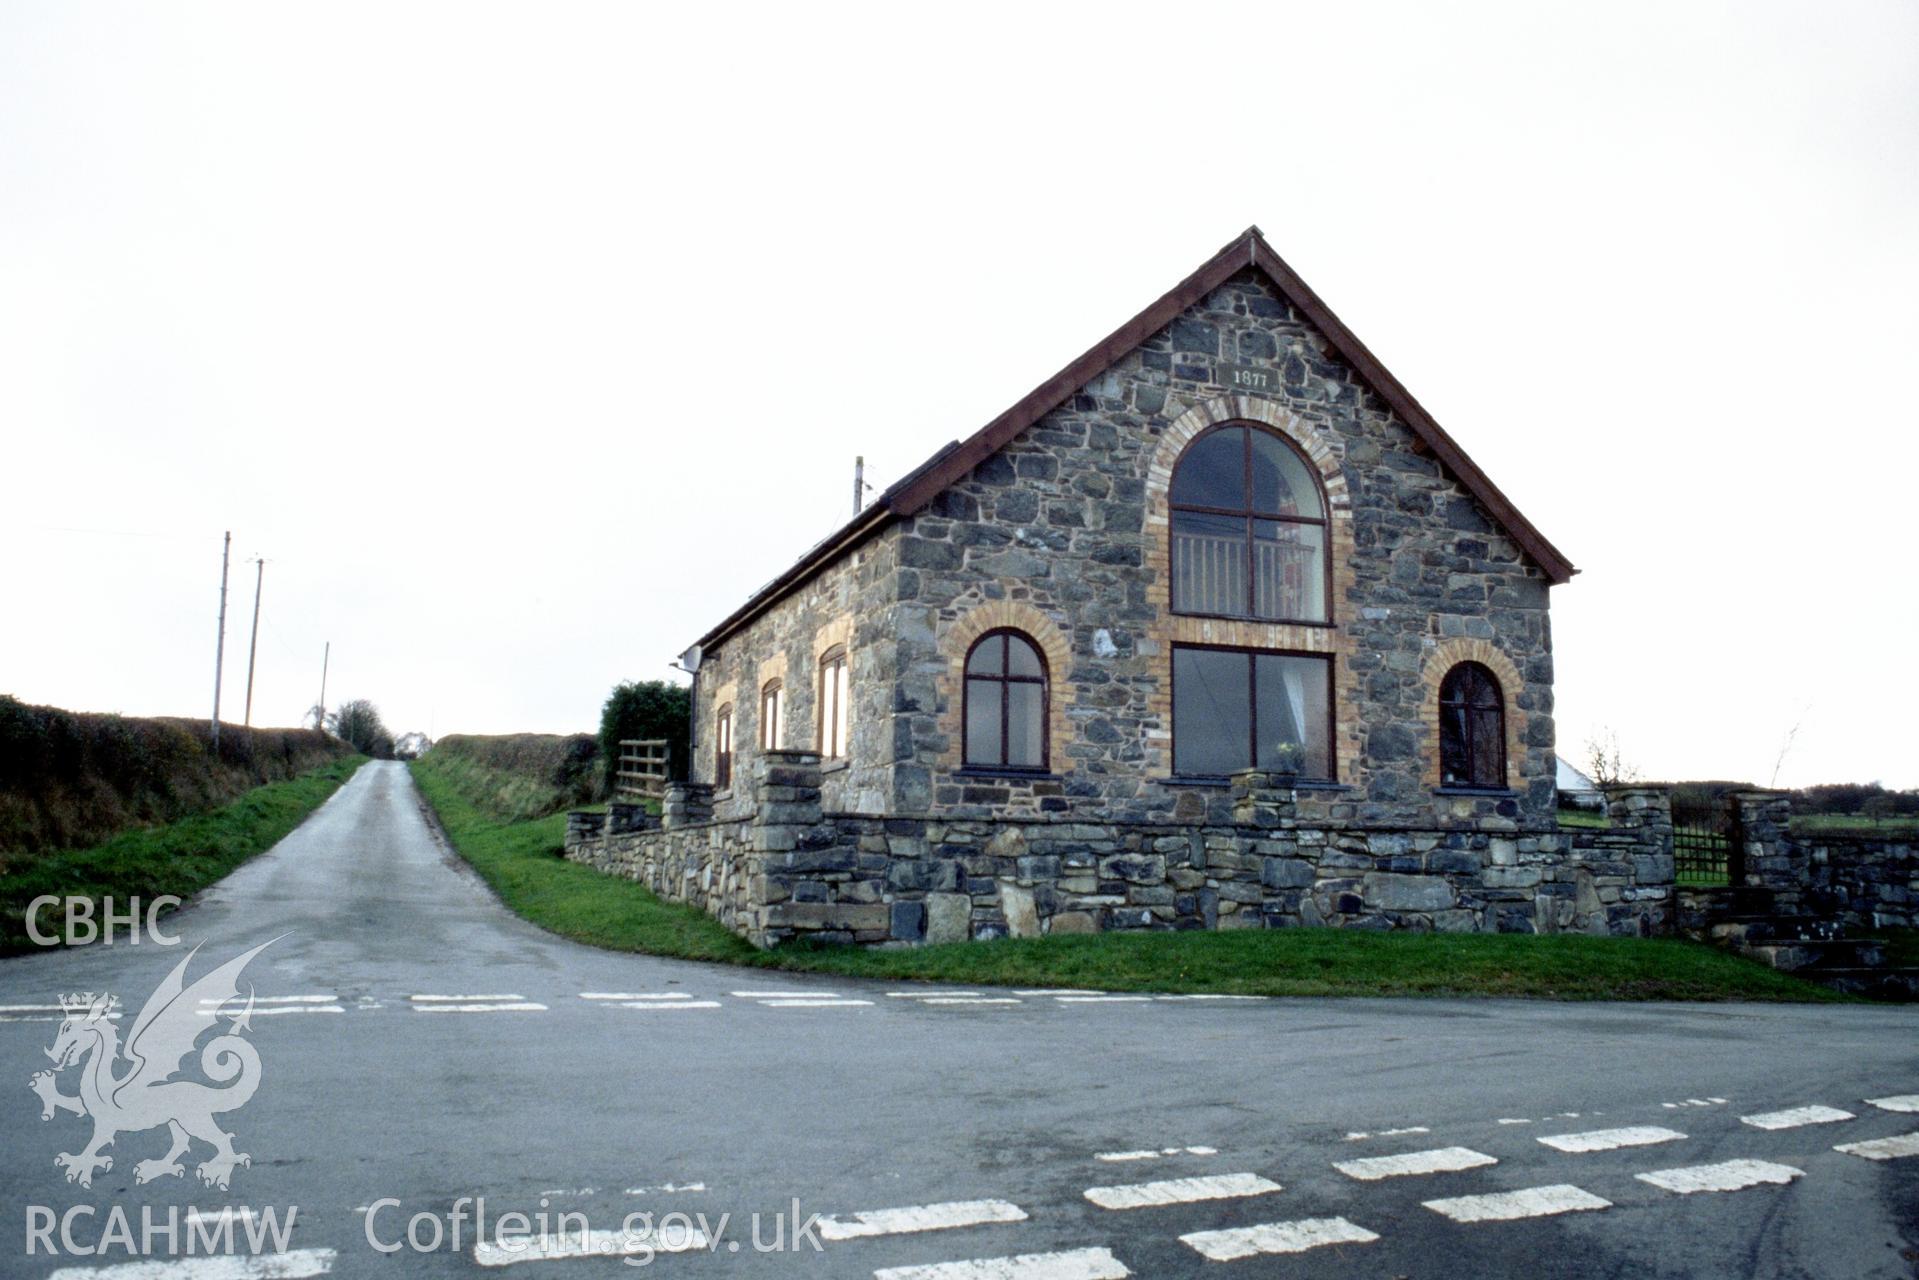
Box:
[1169, 423, 1328, 622]
[818, 645, 849, 760]
[714, 704, 734, 789]
[1438, 662, 1505, 789]
[963, 630, 1047, 770]
[759, 679, 783, 751]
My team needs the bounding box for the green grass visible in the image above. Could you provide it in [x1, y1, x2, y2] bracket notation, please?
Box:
[1555, 809, 1608, 829]
[1864, 928, 1919, 970]
[412, 759, 1847, 1002]
[1, 757, 366, 953]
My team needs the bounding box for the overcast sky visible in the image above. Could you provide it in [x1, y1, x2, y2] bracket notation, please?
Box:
[2, 2, 1914, 789]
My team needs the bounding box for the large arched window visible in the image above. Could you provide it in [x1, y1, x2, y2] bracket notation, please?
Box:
[963, 630, 1047, 770]
[1438, 662, 1505, 789]
[1170, 423, 1328, 622]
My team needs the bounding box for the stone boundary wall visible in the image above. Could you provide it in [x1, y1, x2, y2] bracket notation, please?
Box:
[563, 752, 1674, 948]
[1803, 835, 1919, 931]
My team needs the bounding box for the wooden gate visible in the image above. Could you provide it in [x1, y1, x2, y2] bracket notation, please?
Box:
[615, 739, 669, 803]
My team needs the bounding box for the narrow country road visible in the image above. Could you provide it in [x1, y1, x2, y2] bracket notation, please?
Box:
[1, 760, 1914, 1279]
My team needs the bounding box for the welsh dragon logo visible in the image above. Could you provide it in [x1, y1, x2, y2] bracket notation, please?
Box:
[29, 940, 275, 1190]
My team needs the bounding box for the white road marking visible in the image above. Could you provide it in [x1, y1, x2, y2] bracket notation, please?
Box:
[922, 997, 1023, 1005]
[1538, 1126, 1686, 1154]
[198, 995, 336, 1005]
[1093, 1146, 1216, 1163]
[411, 993, 526, 1002]
[1056, 996, 1153, 1004]
[731, 989, 839, 998]
[0, 1004, 65, 1012]
[412, 1002, 548, 1013]
[817, 1198, 1028, 1241]
[197, 1005, 345, 1017]
[1866, 1095, 1919, 1113]
[1423, 1184, 1612, 1223]
[1834, 1132, 1919, 1161]
[1083, 1171, 1281, 1210]
[1180, 1216, 1378, 1261]
[1344, 1126, 1431, 1141]
[624, 1181, 707, 1195]
[1709, 1097, 1728, 1104]
[1496, 1118, 1532, 1126]
[874, 1245, 1130, 1280]
[1636, 1159, 1804, 1194]
[581, 992, 691, 1000]
[1740, 1105, 1854, 1130]
[617, 1000, 722, 1010]
[756, 998, 874, 1008]
[47, 1248, 338, 1278]
[1013, 989, 1104, 996]
[890, 991, 982, 997]
[1334, 1146, 1498, 1181]
[474, 1226, 708, 1267]
[1154, 994, 1266, 1001]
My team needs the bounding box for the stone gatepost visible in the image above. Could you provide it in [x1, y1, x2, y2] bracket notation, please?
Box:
[1604, 784, 1674, 865]
[752, 750, 823, 852]
[1230, 769, 1298, 829]
[1731, 790, 1800, 908]
[661, 782, 714, 830]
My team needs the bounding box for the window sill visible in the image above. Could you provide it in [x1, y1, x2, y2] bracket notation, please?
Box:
[1162, 776, 1349, 791]
[1433, 786, 1517, 798]
[820, 760, 849, 775]
[1169, 611, 1337, 629]
[955, 768, 1058, 783]
[711, 788, 734, 802]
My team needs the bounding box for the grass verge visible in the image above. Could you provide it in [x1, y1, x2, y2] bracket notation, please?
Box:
[410, 760, 1849, 1002]
[1, 757, 367, 953]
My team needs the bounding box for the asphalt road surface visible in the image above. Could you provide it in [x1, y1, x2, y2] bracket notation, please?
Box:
[1, 760, 1914, 1279]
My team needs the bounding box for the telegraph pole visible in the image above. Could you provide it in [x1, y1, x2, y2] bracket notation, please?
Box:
[853, 456, 865, 516]
[243, 557, 265, 728]
[211, 531, 231, 748]
[316, 641, 330, 732]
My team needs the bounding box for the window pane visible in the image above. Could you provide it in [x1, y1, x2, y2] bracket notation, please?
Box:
[1249, 430, 1324, 518]
[1439, 704, 1469, 785]
[1006, 635, 1043, 678]
[966, 634, 1003, 676]
[1006, 681, 1044, 767]
[1173, 648, 1251, 775]
[1469, 707, 1503, 786]
[1169, 427, 1245, 508]
[964, 678, 1001, 766]
[834, 662, 850, 757]
[1252, 521, 1325, 621]
[1255, 654, 1330, 778]
[1172, 511, 1248, 615]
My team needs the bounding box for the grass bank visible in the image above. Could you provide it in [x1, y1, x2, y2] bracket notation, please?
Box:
[420, 733, 604, 824]
[411, 760, 1844, 1002]
[1, 757, 366, 953]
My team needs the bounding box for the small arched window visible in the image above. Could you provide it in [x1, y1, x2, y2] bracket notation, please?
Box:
[759, 679, 784, 751]
[714, 704, 734, 789]
[818, 646, 849, 760]
[963, 630, 1047, 770]
[1438, 662, 1505, 789]
[1170, 423, 1329, 622]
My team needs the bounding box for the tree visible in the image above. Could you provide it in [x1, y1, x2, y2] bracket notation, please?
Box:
[392, 731, 433, 760]
[328, 699, 394, 759]
[600, 681, 692, 783]
[1585, 726, 1641, 788]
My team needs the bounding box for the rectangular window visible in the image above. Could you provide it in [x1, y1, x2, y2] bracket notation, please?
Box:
[714, 708, 733, 789]
[819, 650, 849, 760]
[760, 684, 783, 750]
[1172, 646, 1332, 779]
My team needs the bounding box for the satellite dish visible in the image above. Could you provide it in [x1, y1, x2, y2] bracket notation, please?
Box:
[677, 644, 703, 674]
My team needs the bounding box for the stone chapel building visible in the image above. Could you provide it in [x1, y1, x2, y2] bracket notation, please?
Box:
[569, 229, 1674, 946]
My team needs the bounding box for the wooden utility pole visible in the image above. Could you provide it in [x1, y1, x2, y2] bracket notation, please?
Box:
[316, 641, 330, 732]
[853, 456, 865, 516]
[243, 557, 265, 728]
[211, 531, 231, 748]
